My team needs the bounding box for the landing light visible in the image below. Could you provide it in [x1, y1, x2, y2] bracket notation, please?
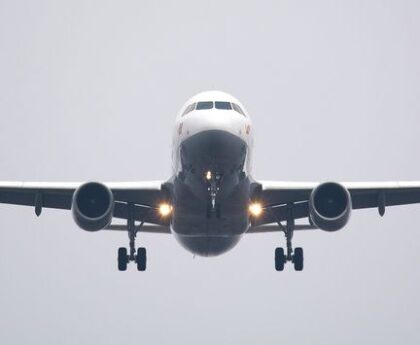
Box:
[205, 171, 212, 180]
[249, 202, 263, 217]
[159, 203, 173, 217]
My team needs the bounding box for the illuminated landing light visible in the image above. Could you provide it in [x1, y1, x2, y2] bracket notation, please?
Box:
[159, 203, 173, 217]
[249, 202, 263, 217]
[205, 171, 212, 180]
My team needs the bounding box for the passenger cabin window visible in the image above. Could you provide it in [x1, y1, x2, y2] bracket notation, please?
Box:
[232, 103, 245, 116]
[215, 101, 232, 110]
[196, 101, 213, 110]
[182, 103, 196, 116]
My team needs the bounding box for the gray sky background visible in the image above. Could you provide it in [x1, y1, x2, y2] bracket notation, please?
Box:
[1, 0, 420, 344]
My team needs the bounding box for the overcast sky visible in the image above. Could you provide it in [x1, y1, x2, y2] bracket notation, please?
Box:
[1, 0, 420, 344]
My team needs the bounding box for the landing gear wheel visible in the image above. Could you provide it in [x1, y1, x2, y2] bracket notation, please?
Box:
[275, 247, 286, 271]
[118, 247, 128, 271]
[271, 203, 306, 271]
[293, 247, 304, 271]
[136, 247, 147, 271]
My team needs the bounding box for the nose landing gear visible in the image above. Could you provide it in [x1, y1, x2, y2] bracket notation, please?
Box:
[204, 170, 223, 218]
[273, 204, 304, 271]
[205, 170, 222, 209]
[117, 203, 147, 272]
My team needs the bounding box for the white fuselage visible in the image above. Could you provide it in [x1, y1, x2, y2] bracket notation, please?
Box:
[168, 91, 255, 256]
[172, 91, 253, 173]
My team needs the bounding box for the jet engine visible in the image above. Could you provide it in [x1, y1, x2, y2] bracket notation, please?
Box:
[72, 182, 114, 231]
[309, 182, 352, 232]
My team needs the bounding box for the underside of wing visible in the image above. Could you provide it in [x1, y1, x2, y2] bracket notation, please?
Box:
[105, 223, 171, 234]
[248, 223, 316, 233]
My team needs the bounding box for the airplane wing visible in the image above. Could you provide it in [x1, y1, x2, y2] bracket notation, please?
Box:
[0, 181, 169, 226]
[250, 181, 420, 229]
[4, 180, 420, 232]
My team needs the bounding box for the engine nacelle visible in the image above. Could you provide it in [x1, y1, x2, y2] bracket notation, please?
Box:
[72, 182, 114, 231]
[309, 182, 352, 232]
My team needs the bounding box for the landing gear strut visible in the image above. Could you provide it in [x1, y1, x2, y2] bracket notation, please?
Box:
[273, 204, 304, 271]
[205, 170, 223, 218]
[205, 170, 222, 209]
[117, 203, 147, 271]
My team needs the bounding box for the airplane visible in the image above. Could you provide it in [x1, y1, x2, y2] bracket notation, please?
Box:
[1, 90, 420, 272]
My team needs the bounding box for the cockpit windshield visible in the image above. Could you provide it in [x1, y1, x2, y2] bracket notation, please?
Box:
[232, 103, 245, 116]
[182, 103, 196, 116]
[182, 101, 246, 116]
[215, 101, 232, 110]
[196, 101, 213, 110]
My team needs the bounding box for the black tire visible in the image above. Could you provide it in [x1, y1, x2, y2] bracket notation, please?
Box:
[275, 247, 285, 271]
[136, 247, 147, 271]
[118, 247, 128, 271]
[293, 247, 304, 271]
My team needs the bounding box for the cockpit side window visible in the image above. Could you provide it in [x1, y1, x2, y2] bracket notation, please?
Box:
[215, 101, 232, 110]
[182, 103, 196, 116]
[232, 103, 245, 116]
[196, 101, 213, 110]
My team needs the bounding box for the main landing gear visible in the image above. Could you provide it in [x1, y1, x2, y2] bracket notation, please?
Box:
[117, 203, 147, 272]
[273, 204, 304, 271]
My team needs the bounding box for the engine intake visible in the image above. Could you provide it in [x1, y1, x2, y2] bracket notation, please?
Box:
[309, 182, 352, 232]
[72, 182, 114, 231]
